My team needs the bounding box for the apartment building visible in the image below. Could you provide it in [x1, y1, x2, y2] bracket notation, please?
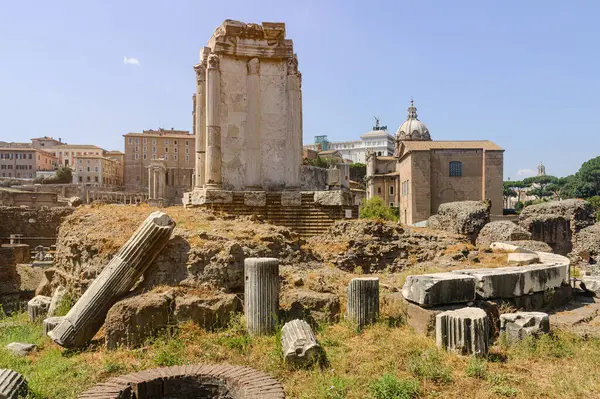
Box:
[0, 148, 57, 179]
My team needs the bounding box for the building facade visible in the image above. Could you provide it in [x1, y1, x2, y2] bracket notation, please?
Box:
[30, 136, 64, 149]
[366, 100, 504, 225]
[0, 148, 58, 179]
[123, 128, 195, 201]
[304, 121, 395, 164]
[365, 153, 400, 207]
[73, 155, 123, 186]
[50, 145, 105, 167]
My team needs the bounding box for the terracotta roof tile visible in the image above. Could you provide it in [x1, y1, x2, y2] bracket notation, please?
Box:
[401, 140, 503, 152]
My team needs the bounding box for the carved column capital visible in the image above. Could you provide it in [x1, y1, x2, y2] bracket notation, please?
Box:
[207, 54, 220, 70]
[247, 57, 260, 75]
[287, 55, 298, 75]
[193, 62, 206, 83]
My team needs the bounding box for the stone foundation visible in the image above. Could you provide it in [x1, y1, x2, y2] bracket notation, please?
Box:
[184, 190, 358, 237]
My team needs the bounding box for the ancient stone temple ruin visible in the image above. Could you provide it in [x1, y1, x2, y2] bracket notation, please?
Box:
[184, 20, 357, 236]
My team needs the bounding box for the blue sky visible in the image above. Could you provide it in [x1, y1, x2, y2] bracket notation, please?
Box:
[1, 0, 598, 180]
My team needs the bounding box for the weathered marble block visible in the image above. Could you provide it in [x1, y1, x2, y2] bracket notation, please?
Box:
[507, 252, 540, 265]
[43, 316, 64, 336]
[436, 307, 489, 356]
[402, 273, 476, 306]
[47, 286, 67, 317]
[500, 312, 549, 343]
[282, 319, 322, 368]
[5, 343, 36, 357]
[27, 295, 51, 321]
[580, 276, 600, 296]
[0, 369, 27, 399]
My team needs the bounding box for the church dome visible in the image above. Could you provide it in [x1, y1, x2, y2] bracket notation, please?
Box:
[396, 100, 431, 141]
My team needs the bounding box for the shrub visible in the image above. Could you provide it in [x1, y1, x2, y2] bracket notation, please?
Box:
[370, 374, 421, 399]
[407, 348, 452, 384]
[360, 197, 399, 222]
[465, 357, 488, 379]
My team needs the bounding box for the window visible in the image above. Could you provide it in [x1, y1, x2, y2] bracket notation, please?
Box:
[165, 147, 169, 153]
[143, 154, 147, 160]
[174, 140, 177, 145]
[449, 161, 462, 177]
[134, 138, 139, 144]
[143, 138, 147, 144]
[152, 147, 156, 153]
[174, 154, 178, 161]
[135, 146, 139, 152]
[389, 202, 394, 207]
[377, 187, 381, 194]
[185, 140, 189, 146]
[377, 151, 382, 156]
[152, 138, 157, 145]
[87, 167, 90, 172]
[87, 176, 90, 182]
[95, 176, 98, 182]
[143, 146, 147, 153]
[95, 167, 98, 172]
[185, 147, 189, 154]
[389, 186, 394, 195]
[164, 154, 169, 160]
[135, 153, 139, 160]
[165, 139, 169, 145]
[128, 138, 133, 144]
[28, 154, 32, 159]
[185, 155, 189, 161]
[174, 147, 178, 153]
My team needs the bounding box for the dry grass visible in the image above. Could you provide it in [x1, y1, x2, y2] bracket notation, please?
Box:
[2, 312, 600, 399]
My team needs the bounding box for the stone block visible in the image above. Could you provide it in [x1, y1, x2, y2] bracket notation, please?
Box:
[580, 276, 600, 296]
[174, 294, 241, 330]
[402, 272, 476, 306]
[281, 319, 322, 368]
[453, 261, 568, 299]
[490, 242, 535, 253]
[5, 343, 36, 357]
[0, 369, 27, 399]
[243, 191, 266, 207]
[189, 188, 233, 205]
[281, 290, 341, 325]
[405, 300, 500, 337]
[27, 295, 51, 321]
[43, 316, 64, 335]
[436, 307, 489, 356]
[281, 191, 302, 206]
[492, 284, 572, 311]
[47, 286, 67, 317]
[314, 190, 353, 206]
[500, 311, 550, 343]
[508, 252, 540, 265]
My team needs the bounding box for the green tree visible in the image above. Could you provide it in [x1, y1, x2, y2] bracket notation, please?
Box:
[54, 166, 73, 184]
[523, 175, 559, 199]
[576, 156, 600, 197]
[360, 196, 398, 222]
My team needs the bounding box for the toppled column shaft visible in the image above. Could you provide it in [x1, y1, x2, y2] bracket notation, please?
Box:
[346, 277, 379, 329]
[0, 369, 27, 399]
[244, 258, 279, 335]
[282, 319, 322, 368]
[436, 307, 489, 356]
[49, 211, 175, 348]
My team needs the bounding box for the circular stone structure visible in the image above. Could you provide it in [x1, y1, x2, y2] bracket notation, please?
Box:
[78, 364, 285, 399]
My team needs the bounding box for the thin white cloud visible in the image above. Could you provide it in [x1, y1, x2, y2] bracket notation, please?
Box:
[123, 56, 140, 66]
[516, 168, 536, 177]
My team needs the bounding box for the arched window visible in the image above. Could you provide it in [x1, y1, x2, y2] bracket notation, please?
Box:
[449, 161, 462, 177]
[377, 151, 382, 156]
[389, 185, 394, 195]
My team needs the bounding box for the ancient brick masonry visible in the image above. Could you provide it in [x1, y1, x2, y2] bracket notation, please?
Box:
[78, 364, 285, 399]
[49, 211, 175, 348]
[0, 247, 20, 296]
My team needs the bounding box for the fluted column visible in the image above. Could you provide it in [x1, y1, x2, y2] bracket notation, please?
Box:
[346, 277, 379, 330]
[49, 211, 175, 348]
[205, 54, 222, 189]
[194, 63, 206, 188]
[244, 258, 279, 335]
[282, 319, 322, 368]
[245, 57, 262, 189]
[0, 369, 27, 398]
[436, 307, 489, 356]
[285, 55, 302, 189]
[148, 167, 152, 198]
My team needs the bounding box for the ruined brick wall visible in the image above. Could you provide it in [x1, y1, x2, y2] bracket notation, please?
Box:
[0, 246, 20, 295]
[0, 207, 74, 247]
